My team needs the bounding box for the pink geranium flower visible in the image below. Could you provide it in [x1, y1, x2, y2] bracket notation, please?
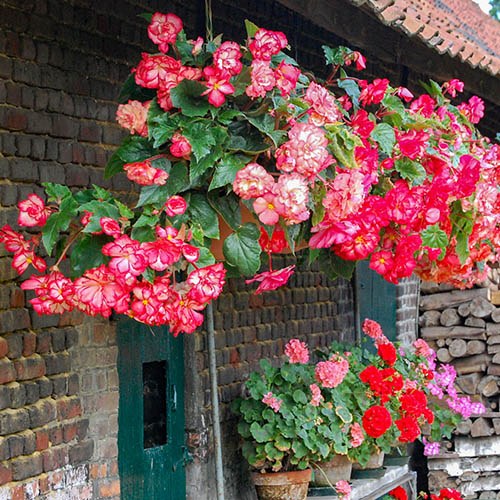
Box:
[284, 339, 309, 364]
[262, 392, 282, 412]
[315, 356, 349, 388]
[309, 383, 323, 406]
[245, 265, 295, 294]
[335, 480, 352, 500]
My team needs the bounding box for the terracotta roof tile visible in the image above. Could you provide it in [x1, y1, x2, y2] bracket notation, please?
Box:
[351, 0, 500, 76]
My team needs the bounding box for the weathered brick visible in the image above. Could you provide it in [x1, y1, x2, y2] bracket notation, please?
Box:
[8, 382, 27, 408]
[0, 386, 9, 410]
[24, 380, 40, 405]
[67, 373, 79, 395]
[35, 331, 51, 354]
[11, 452, 43, 480]
[42, 445, 68, 472]
[43, 352, 70, 376]
[0, 359, 16, 384]
[0, 462, 12, 486]
[22, 430, 36, 455]
[22, 331, 37, 357]
[14, 354, 46, 380]
[27, 398, 57, 427]
[48, 424, 63, 446]
[4, 331, 23, 358]
[7, 434, 24, 458]
[51, 329, 66, 352]
[37, 377, 52, 398]
[68, 440, 94, 465]
[51, 374, 67, 397]
[0, 408, 30, 435]
[0, 436, 9, 461]
[56, 396, 82, 420]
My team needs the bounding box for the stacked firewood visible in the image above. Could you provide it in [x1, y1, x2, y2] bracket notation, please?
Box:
[420, 271, 500, 498]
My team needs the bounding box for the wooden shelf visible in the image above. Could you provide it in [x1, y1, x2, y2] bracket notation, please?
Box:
[307, 465, 417, 499]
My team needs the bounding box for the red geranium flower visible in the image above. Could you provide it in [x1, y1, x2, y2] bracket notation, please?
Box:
[362, 405, 392, 438]
[389, 486, 408, 500]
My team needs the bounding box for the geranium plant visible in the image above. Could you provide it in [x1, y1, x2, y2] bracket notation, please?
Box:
[232, 339, 355, 472]
[0, 12, 498, 335]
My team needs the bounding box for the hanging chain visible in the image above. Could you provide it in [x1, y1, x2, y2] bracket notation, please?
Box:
[204, 0, 214, 42]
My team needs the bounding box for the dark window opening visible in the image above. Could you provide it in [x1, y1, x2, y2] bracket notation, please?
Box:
[143, 360, 167, 448]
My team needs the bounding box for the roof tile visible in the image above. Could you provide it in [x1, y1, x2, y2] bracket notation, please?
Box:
[350, 0, 500, 77]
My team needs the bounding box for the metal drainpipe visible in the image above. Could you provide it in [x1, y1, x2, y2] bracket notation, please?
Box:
[206, 301, 225, 500]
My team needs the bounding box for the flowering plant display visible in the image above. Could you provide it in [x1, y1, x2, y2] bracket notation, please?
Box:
[323, 319, 485, 463]
[232, 338, 357, 472]
[0, 12, 498, 335]
[382, 486, 464, 500]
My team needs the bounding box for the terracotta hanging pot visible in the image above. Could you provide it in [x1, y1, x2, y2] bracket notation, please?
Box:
[211, 203, 307, 261]
[311, 453, 352, 486]
[251, 469, 312, 500]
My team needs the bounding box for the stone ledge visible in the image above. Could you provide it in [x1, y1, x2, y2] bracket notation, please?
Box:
[308, 465, 416, 499]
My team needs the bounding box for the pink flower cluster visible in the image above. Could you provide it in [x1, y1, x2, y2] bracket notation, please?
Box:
[284, 339, 309, 364]
[315, 355, 349, 388]
[1, 195, 226, 336]
[262, 391, 282, 412]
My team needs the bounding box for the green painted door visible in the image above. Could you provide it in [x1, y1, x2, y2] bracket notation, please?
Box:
[117, 318, 186, 500]
[355, 260, 397, 344]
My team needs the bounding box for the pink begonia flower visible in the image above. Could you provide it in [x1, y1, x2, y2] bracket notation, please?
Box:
[134, 53, 181, 89]
[201, 66, 235, 107]
[116, 100, 150, 137]
[262, 392, 282, 412]
[245, 265, 295, 295]
[123, 160, 169, 186]
[170, 133, 192, 160]
[213, 41, 243, 76]
[165, 195, 187, 216]
[410, 94, 435, 117]
[147, 12, 183, 53]
[246, 60, 276, 98]
[233, 163, 274, 200]
[21, 271, 75, 315]
[359, 78, 389, 106]
[349, 422, 364, 448]
[12, 249, 46, 275]
[253, 194, 282, 226]
[309, 383, 323, 406]
[74, 265, 130, 318]
[181, 243, 200, 263]
[443, 78, 464, 98]
[0, 225, 30, 253]
[352, 51, 366, 71]
[248, 28, 287, 61]
[284, 339, 309, 364]
[100, 218, 122, 238]
[275, 173, 310, 224]
[274, 61, 300, 97]
[335, 480, 352, 500]
[187, 263, 226, 304]
[396, 87, 414, 102]
[458, 95, 485, 124]
[314, 356, 349, 388]
[102, 235, 148, 283]
[17, 194, 51, 227]
[304, 81, 342, 126]
[190, 36, 204, 55]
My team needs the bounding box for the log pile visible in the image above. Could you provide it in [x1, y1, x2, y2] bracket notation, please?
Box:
[421, 270, 500, 499]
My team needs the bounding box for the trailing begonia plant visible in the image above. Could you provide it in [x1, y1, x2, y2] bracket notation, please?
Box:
[0, 12, 499, 335]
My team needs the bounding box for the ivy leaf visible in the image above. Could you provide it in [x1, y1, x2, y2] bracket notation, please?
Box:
[118, 74, 156, 104]
[337, 72, 360, 108]
[42, 196, 79, 255]
[223, 223, 261, 276]
[188, 194, 220, 239]
[104, 136, 156, 179]
[209, 155, 246, 191]
[371, 123, 395, 155]
[42, 183, 72, 203]
[421, 224, 449, 249]
[170, 80, 210, 117]
[70, 234, 108, 277]
[148, 101, 180, 148]
[318, 250, 356, 280]
[208, 192, 242, 230]
[245, 19, 260, 38]
[395, 158, 427, 186]
[79, 201, 121, 233]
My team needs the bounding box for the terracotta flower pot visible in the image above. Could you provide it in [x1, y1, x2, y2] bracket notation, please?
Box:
[251, 469, 312, 500]
[311, 453, 352, 486]
[351, 450, 385, 479]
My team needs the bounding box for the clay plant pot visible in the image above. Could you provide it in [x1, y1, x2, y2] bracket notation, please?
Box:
[251, 469, 312, 500]
[311, 453, 352, 486]
[351, 451, 385, 479]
